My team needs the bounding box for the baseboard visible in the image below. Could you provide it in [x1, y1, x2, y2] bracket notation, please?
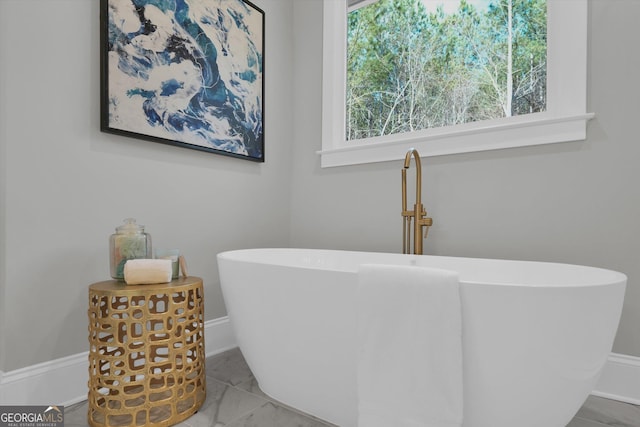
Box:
[0, 351, 89, 406]
[2, 328, 638, 408]
[592, 352, 640, 405]
[0, 316, 237, 406]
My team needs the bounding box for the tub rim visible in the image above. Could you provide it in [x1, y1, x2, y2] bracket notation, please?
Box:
[217, 247, 627, 289]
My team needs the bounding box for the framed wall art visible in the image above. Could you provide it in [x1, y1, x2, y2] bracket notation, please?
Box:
[100, 0, 265, 162]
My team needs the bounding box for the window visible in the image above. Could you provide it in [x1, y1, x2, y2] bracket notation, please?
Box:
[320, 0, 592, 168]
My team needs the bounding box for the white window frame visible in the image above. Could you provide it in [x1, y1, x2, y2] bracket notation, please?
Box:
[319, 0, 593, 168]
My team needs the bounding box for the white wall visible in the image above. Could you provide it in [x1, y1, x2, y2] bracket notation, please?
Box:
[0, 17, 7, 371]
[290, 0, 640, 358]
[0, 0, 294, 372]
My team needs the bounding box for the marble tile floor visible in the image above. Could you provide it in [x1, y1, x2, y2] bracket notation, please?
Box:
[66, 348, 640, 427]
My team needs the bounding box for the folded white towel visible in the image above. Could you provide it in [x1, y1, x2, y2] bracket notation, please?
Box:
[357, 264, 463, 427]
[124, 259, 173, 285]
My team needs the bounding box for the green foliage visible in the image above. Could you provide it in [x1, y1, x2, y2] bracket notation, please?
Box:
[346, 0, 547, 140]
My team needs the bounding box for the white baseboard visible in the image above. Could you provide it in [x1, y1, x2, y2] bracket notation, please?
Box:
[1, 326, 638, 409]
[0, 316, 237, 406]
[592, 352, 640, 405]
[0, 351, 89, 406]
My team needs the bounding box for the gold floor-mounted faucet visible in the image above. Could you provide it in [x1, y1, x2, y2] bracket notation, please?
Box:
[402, 148, 433, 255]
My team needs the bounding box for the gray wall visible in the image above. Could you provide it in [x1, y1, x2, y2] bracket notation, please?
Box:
[1, 0, 639, 374]
[290, 0, 640, 357]
[0, 0, 294, 371]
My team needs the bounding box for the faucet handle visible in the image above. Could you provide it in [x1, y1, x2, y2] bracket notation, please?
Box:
[422, 217, 432, 239]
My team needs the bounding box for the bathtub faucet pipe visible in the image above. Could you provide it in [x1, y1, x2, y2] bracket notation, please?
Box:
[402, 148, 432, 255]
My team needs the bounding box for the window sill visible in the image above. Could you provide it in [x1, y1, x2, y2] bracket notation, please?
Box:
[318, 112, 594, 168]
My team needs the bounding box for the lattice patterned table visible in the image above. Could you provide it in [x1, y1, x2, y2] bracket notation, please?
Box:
[87, 277, 206, 427]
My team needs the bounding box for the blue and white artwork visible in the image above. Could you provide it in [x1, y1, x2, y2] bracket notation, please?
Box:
[102, 0, 264, 161]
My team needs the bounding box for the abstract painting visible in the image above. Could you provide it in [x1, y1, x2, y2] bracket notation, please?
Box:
[100, 0, 265, 161]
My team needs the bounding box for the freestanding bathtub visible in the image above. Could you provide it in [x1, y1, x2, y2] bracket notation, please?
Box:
[217, 248, 626, 427]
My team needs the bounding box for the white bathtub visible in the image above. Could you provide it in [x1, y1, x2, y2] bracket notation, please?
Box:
[217, 248, 626, 427]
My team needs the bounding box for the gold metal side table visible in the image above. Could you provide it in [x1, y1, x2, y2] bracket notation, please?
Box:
[87, 277, 206, 427]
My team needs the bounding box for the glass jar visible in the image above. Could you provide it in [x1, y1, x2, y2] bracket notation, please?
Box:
[109, 218, 152, 280]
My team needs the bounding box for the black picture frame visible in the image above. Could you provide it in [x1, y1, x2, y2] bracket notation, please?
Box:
[100, 0, 265, 162]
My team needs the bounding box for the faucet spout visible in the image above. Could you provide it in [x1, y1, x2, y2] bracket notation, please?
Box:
[401, 148, 432, 255]
[404, 148, 422, 208]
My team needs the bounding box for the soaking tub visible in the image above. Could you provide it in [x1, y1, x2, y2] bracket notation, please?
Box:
[217, 248, 626, 427]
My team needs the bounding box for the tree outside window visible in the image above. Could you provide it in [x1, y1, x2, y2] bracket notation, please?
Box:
[346, 0, 547, 141]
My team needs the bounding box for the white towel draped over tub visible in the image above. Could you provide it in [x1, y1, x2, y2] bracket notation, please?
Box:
[357, 264, 463, 427]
